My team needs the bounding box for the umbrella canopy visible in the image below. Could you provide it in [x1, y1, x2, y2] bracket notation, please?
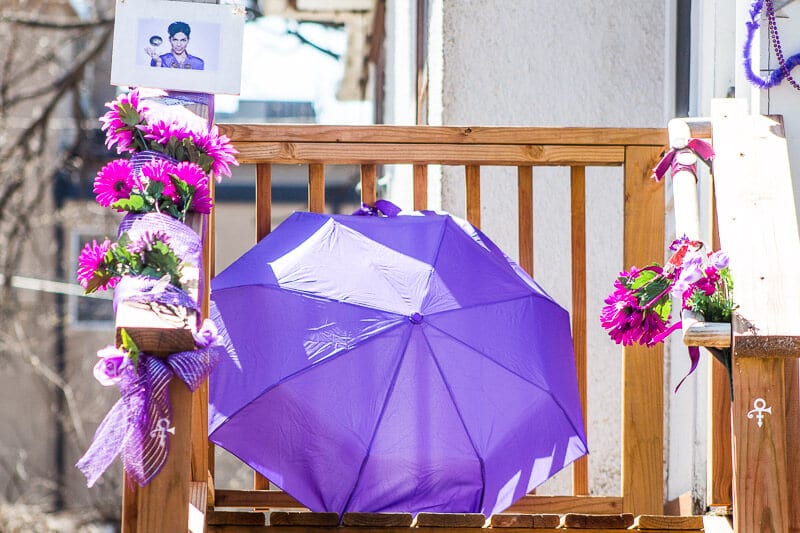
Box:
[209, 210, 587, 516]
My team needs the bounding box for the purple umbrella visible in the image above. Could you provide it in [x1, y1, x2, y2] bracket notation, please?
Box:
[208, 208, 587, 516]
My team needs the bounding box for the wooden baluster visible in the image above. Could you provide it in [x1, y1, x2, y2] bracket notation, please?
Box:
[256, 163, 273, 240]
[517, 166, 533, 277]
[254, 162, 273, 494]
[361, 164, 377, 206]
[465, 165, 480, 229]
[708, 188, 732, 511]
[309, 164, 325, 213]
[413, 164, 428, 211]
[621, 145, 665, 515]
[570, 166, 588, 496]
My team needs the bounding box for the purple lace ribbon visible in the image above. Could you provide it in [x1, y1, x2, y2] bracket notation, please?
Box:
[351, 199, 403, 217]
[114, 212, 203, 315]
[76, 344, 222, 487]
[652, 138, 714, 182]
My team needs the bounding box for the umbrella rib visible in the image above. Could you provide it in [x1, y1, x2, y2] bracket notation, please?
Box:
[423, 322, 588, 451]
[426, 293, 561, 318]
[422, 330, 487, 513]
[339, 324, 414, 516]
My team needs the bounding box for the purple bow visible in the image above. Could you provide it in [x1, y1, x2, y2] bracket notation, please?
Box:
[652, 138, 714, 182]
[352, 199, 403, 217]
[76, 344, 221, 487]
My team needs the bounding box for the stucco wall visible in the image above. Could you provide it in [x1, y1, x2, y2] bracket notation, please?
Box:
[385, 0, 677, 499]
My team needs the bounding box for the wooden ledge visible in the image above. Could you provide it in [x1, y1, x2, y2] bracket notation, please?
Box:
[343, 513, 413, 527]
[490, 513, 560, 528]
[270, 512, 339, 527]
[415, 513, 487, 528]
[561, 513, 634, 529]
[633, 514, 704, 530]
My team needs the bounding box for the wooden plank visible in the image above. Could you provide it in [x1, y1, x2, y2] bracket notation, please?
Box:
[232, 142, 625, 167]
[490, 513, 560, 528]
[256, 163, 272, 240]
[214, 489, 305, 508]
[503, 495, 623, 514]
[415, 513, 486, 527]
[570, 165, 588, 496]
[708, 355, 733, 508]
[413, 164, 428, 210]
[360, 164, 377, 206]
[207, 510, 266, 526]
[124, 378, 194, 532]
[189, 481, 208, 533]
[711, 102, 800, 355]
[561, 513, 634, 529]
[270, 512, 339, 526]
[785, 358, 800, 530]
[308, 164, 325, 213]
[342, 512, 413, 527]
[731, 356, 790, 532]
[621, 145, 665, 516]
[517, 166, 533, 276]
[465, 165, 481, 228]
[633, 514, 704, 530]
[218, 124, 667, 147]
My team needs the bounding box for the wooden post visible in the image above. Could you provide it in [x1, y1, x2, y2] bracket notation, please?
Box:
[621, 144, 666, 515]
[711, 99, 800, 532]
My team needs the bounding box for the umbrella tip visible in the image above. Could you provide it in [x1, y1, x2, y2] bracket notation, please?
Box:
[409, 312, 424, 324]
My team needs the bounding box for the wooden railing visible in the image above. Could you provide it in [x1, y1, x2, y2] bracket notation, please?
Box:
[200, 124, 670, 518]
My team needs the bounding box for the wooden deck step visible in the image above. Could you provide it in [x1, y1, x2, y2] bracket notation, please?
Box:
[208, 511, 706, 532]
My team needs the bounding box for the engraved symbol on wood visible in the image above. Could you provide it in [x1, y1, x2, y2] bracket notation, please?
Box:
[747, 398, 772, 428]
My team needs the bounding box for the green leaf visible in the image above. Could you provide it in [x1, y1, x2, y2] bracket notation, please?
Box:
[120, 328, 141, 369]
[110, 194, 146, 212]
[197, 153, 214, 175]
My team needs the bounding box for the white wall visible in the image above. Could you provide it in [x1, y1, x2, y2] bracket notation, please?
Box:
[385, 0, 678, 499]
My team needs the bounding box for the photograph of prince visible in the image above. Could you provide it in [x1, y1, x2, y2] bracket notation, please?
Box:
[145, 21, 205, 70]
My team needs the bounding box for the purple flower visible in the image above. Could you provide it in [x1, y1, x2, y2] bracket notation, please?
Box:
[127, 230, 170, 254]
[99, 90, 149, 154]
[93, 159, 134, 208]
[77, 239, 119, 291]
[709, 250, 729, 270]
[671, 253, 704, 299]
[173, 162, 213, 213]
[193, 319, 221, 349]
[93, 345, 130, 386]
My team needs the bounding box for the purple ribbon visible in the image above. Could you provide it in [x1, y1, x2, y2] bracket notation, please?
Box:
[76, 344, 222, 487]
[652, 138, 714, 182]
[352, 199, 403, 217]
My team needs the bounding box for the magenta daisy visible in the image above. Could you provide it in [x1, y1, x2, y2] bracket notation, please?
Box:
[141, 158, 180, 202]
[77, 239, 119, 291]
[99, 90, 149, 154]
[172, 161, 213, 213]
[127, 230, 171, 254]
[93, 159, 134, 208]
[141, 119, 191, 147]
[190, 125, 239, 181]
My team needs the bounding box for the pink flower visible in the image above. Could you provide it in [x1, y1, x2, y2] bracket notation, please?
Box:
[99, 90, 149, 154]
[93, 159, 134, 207]
[77, 239, 119, 291]
[173, 162, 213, 213]
[141, 119, 191, 147]
[93, 345, 130, 386]
[600, 272, 669, 346]
[141, 158, 180, 202]
[191, 126, 239, 181]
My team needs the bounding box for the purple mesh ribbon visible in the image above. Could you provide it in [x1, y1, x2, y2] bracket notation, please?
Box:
[652, 138, 714, 182]
[76, 343, 223, 487]
[351, 199, 403, 217]
[114, 212, 203, 315]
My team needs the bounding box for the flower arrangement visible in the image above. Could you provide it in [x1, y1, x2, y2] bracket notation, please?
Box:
[600, 236, 736, 391]
[77, 230, 186, 294]
[94, 89, 237, 223]
[76, 90, 234, 488]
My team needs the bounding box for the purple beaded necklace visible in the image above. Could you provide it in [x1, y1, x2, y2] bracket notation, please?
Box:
[743, 0, 800, 90]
